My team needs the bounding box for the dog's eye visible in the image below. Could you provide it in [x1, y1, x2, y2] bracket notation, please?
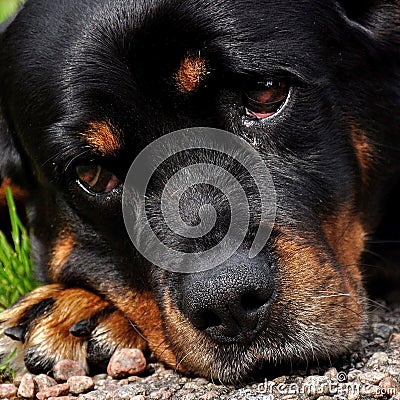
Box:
[76, 164, 120, 194]
[244, 81, 289, 120]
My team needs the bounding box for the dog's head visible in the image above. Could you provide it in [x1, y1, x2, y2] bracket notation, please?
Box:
[1, 0, 399, 382]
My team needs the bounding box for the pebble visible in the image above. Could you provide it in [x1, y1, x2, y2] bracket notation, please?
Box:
[67, 376, 94, 394]
[302, 376, 330, 399]
[17, 373, 35, 398]
[36, 383, 70, 400]
[390, 332, 400, 344]
[366, 351, 390, 368]
[348, 370, 363, 382]
[107, 348, 146, 378]
[0, 383, 17, 399]
[114, 385, 146, 399]
[52, 359, 86, 382]
[79, 389, 109, 400]
[379, 376, 399, 394]
[33, 375, 57, 392]
[199, 391, 221, 399]
[324, 367, 338, 380]
[358, 371, 388, 384]
[47, 397, 73, 400]
[372, 323, 394, 340]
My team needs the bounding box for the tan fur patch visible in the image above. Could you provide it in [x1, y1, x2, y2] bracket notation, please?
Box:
[175, 53, 207, 93]
[321, 204, 365, 272]
[350, 124, 373, 186]
[83, 121, 121, 156]
[273, 230, 364, 332]
[0, 178, 27, 209]
[109, 290, 179, 369]
[49, 230, 75, 281]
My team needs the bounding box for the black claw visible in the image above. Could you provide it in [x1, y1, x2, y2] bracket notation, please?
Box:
[70, 318, 95, 337]
[4, 325, 26, 342]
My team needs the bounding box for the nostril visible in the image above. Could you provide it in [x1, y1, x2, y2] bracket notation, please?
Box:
[240, 290, 270, 313]
[193, 310, 222, 330]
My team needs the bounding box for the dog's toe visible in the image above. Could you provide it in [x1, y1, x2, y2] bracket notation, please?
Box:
[0, 285, 146, 375]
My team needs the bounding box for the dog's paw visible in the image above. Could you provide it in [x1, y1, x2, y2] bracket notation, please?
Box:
[0, 284, 146, 374]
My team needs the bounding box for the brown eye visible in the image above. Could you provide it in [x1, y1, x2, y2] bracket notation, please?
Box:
[244, 81, 289, 120]
[76, 164, 120, 194]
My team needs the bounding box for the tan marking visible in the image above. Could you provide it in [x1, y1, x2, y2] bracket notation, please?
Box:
[49, 231, 75, 280]
[94, 311, 145, 350]
[350, 124, 373, 186]
[273, 229, 365, 335]
[175, 53, 207, 93]
[321, 204, 365, 272]
[109, 290, 179, 369]
[0, 178, 27, 212]
[83, 121, 121, 156]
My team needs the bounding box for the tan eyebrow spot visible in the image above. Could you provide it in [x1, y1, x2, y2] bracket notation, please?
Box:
[175, 53, 208, 93]
[83, 121, 122, 156]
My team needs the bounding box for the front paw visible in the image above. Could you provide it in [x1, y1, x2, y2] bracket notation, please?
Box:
[0, 284, 146, 375]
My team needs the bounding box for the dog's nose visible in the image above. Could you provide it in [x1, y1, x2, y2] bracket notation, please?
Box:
[180, 257, 275, 343]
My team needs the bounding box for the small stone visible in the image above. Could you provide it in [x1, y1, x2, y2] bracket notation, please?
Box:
[149, 387, 173, 399]
[104, 381, 120, 392]
[182, 382, 200, 391]
[36, 383, 70, 400]
[273, 376, 288, 384]
[366, 352, 390, 368]
[92, 374, 108, 384]
[33, 375, 57, 392]
[128, 375, 141, 383]
[324, 368, 338, 380]
[67, 376, 94, 395]
[199, 391, 220, 400]
[18, 373, 35, 398]
[358, 371, 388, 385]
[47, 398, 73, 400]
[107, 348, 146, 378]
[302, 376, 330, 399]
[132, 396, 146, 400]
[79, 389, 108, 400]
[347, 370, 362, 382]
[0, 383, 17, 399]
[379, 376, 399, 395]
[372, 323, 394, 340]
[114, 385, 146, 399]
[52, 359, 86, 382]
[390, 332, 400, 344]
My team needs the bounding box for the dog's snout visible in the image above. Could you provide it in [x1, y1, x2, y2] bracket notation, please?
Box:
[180, 260, 274, 343]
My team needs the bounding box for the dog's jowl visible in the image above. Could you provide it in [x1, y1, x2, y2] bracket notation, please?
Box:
[0, 0, 399, 382]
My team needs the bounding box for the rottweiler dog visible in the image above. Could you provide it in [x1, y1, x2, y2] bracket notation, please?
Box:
[0, 0, 399, 383]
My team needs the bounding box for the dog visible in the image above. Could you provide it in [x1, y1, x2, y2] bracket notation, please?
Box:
[0, 0, 399, 383]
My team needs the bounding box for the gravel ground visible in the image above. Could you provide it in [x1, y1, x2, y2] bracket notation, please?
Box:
[1, 302, 399, 400]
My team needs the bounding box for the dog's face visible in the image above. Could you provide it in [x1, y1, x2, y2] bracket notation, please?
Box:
[1, 0, 399, 382]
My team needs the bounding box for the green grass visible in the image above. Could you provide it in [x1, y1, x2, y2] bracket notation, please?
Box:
[0, 0, 23, 23]
[0, 188, 37, 312]
[0, 348, 16, 382]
